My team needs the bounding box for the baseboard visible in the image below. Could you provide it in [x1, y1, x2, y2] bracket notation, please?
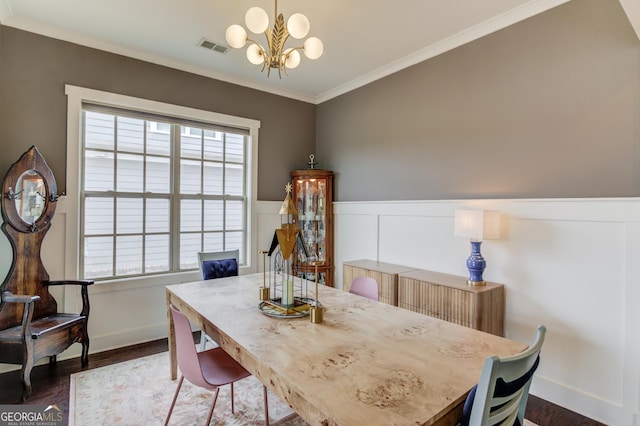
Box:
[87, 322, 168, 355]
[533, 375, 634, 426]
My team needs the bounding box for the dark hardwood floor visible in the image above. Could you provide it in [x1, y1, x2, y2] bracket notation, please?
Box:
[0, 338, 606, 426]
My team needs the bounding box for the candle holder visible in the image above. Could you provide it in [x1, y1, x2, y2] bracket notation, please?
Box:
[310, 261, 324, 324]
[259, 250, 270, 301]
[310, 304, 323, 323]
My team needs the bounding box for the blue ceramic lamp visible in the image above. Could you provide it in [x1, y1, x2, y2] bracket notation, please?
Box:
[454, 210, 501, 286]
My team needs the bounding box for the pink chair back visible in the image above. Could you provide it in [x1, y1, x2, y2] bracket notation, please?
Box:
[349, 276, 379, 301]
[170, 304, 210, 389]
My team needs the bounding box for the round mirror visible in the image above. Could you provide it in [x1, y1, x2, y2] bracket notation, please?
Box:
[15, 170, 46, 224]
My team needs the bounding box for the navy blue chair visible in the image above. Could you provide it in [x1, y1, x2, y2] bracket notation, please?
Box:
[198, 249, 239, 280]
[196, 249, 239, 350]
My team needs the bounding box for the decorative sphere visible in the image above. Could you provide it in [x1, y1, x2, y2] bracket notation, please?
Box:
[284, 49, 301, 69]
[287, 13, 310, 39]
[245, 7, 269, 34]
[303, 37, 324, 60]
[225, 25, 247, 49]
[246, 43, 264, 65]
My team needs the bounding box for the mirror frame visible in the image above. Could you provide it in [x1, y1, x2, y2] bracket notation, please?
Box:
[1, 146, 57, 234]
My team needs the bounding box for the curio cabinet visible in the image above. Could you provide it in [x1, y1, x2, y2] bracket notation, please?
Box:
[290, 169, 333, 287]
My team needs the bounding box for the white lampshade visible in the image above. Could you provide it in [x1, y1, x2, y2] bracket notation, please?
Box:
[246, 43, 264, 65]
[245, 7, 269, 34]
[303, 37, 324, 59]
[287, 13, 310, 39]
[454, 210, 500, 240]
[284, 49, 301, 69]
[225, 25, 247, 48]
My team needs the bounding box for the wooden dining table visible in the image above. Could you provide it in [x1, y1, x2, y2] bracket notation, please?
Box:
[166, 273, 527, 426]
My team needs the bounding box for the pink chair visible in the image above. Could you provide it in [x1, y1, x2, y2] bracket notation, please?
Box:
[165, 304, 270, 425]
[349, 276, 379, 301]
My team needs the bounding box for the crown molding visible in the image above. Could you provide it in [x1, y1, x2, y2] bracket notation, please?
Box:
[5, 0, 631, 106]
[619, 0, 640, 40]
[1, 15, 316, 104]
[314, 0, 572, 104]
[0, 0, 13, 24]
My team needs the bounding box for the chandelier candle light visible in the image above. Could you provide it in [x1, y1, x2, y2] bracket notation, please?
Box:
[454, 210, 501, 286]
[225, 0, 324, 78]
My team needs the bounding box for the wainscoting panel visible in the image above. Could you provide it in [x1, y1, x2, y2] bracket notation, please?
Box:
[377, 213, 461, 274]
[1, 197, 638, 426]
[333, 211, 379, 268]
[334, 198, 639, 426]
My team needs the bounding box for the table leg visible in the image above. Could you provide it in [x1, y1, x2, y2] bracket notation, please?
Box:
[166, 289, 177, 380]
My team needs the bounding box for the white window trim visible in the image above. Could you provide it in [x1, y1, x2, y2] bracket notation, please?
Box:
[64, 85, 260, 288]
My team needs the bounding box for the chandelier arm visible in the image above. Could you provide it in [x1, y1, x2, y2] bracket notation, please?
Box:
[245, 37, 263, 47]
[284, 45, 304, 54]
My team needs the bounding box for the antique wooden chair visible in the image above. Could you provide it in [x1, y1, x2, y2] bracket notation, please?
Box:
[0, 146, 93, 400]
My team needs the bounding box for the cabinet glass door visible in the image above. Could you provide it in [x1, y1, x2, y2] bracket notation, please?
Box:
[294, 177, 328, 263]
[291, 168, 333, 287]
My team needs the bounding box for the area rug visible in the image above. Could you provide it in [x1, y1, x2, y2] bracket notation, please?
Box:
[69, 352, 306, 425]
[69, 351, 538, 426]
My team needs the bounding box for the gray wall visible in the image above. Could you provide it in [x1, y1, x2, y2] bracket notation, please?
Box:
[317, 0, 640, 201]
[1, 0, 639, 203]
[0, 26, 316, 201]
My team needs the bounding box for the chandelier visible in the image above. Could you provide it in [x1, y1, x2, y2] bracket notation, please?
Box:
[225, 0, 324, 78]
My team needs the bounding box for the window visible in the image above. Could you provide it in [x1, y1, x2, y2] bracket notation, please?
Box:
[82, 109, 248, 280]
[66, 86, 259, 282]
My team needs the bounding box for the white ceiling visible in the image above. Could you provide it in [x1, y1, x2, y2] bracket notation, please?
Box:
[1, 0, 636, 104]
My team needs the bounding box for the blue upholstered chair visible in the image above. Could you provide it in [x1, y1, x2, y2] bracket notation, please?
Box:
[196, 249, 239, 350]
[460, 325, 546, 426]
[197, 249, 240, 280]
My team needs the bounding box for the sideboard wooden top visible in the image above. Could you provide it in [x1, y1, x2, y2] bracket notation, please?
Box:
[398, 269, 504, 293]
[344, 259, 419, 275]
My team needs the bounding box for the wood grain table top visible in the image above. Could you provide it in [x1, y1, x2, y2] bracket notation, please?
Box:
[166, 273, 526, 426]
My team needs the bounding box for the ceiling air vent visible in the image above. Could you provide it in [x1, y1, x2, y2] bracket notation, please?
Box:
[198, 38, 229, 54]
